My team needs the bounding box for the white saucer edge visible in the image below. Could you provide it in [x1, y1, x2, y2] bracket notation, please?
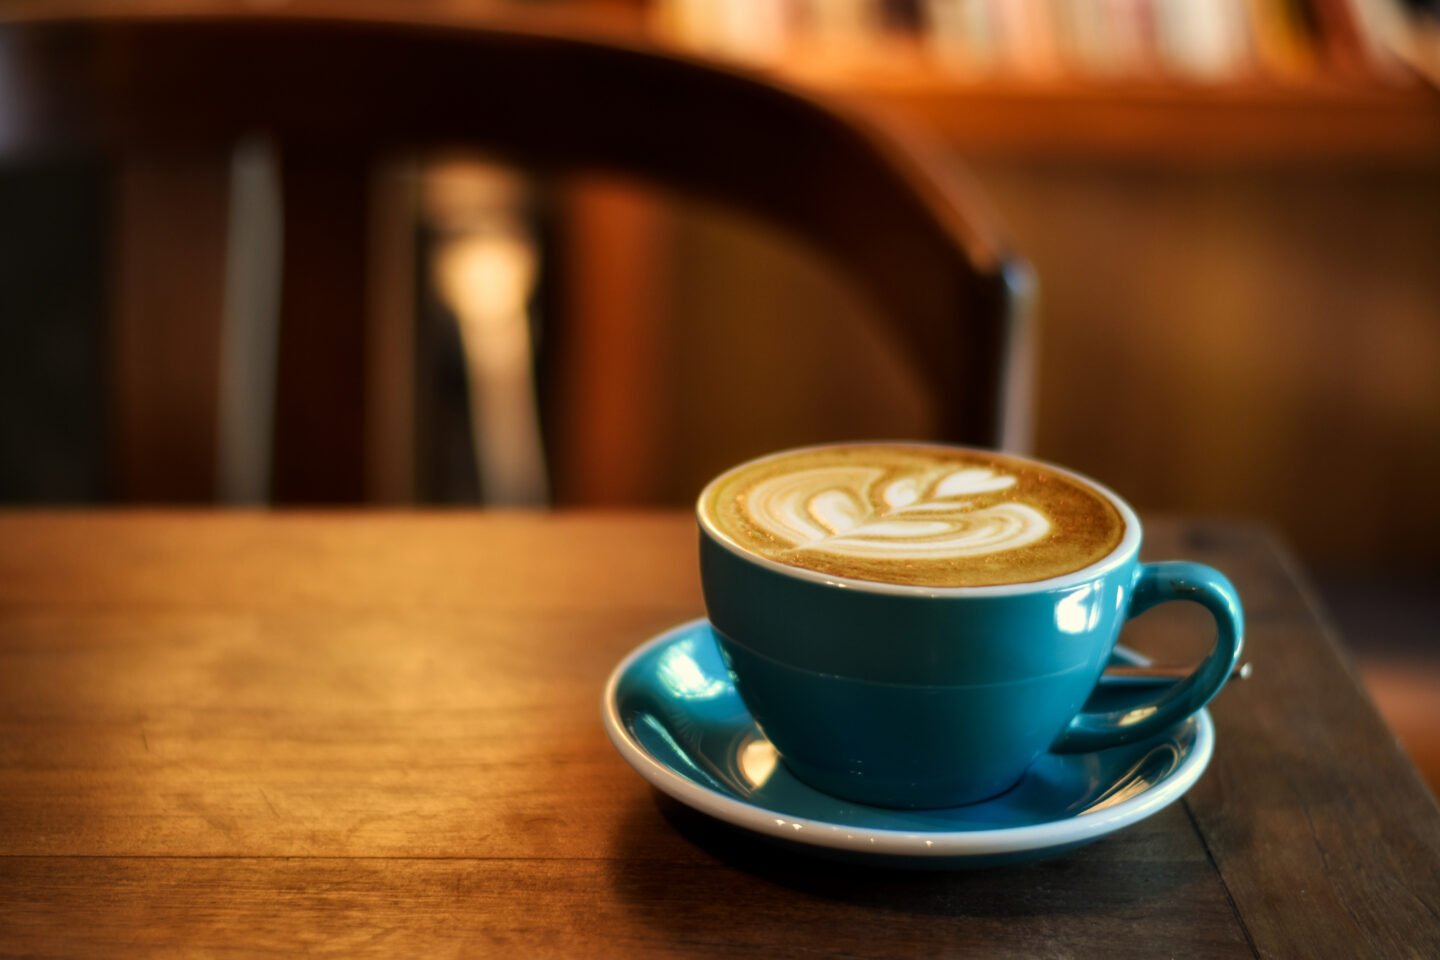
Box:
[602, 618, 1215, 859]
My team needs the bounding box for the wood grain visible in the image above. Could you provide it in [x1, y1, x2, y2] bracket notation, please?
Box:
[0, 512, 1436, 957]
[0, 839, 1247, 959]
[1178, 532, 1440, 959]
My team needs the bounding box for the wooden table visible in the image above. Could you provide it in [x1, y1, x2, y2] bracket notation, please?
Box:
[1, 513, 1437, 957]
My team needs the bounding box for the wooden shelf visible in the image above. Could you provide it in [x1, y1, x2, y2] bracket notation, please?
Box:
[744, 56, 1440, 162]
[858, 79, 1440, 162]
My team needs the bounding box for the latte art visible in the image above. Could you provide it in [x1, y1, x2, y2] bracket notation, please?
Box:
[747, 465, 1050, 562]
[700, 444, 1126, 588]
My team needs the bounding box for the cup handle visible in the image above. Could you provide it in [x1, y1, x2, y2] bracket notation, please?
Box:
[1050, 561, 1244, 754]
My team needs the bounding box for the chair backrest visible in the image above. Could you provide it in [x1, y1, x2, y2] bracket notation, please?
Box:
[0, 13, 1032, 503]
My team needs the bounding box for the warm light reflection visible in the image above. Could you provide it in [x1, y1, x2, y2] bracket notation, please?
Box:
[656, 640, 728, 701]
[436, 235, 537, 350]
[1081, 743, 1181, 814]
[738, 735, 779, 788]
[1055, 583, 1102, 635]
[1119, 704, 1160, 726]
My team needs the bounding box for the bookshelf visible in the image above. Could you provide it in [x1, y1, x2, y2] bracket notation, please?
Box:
[645, 0, 1440, 161]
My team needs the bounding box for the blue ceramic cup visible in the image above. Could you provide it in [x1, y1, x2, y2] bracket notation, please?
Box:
[698, 445, 1244, 809]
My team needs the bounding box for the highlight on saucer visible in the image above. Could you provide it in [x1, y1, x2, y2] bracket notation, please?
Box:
[700, 444, 1125, 588]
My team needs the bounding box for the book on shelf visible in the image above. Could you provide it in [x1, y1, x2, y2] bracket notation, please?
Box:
[648, 0, 1435, 88]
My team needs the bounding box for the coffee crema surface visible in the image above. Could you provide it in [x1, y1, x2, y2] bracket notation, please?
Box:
[701, 445, 1125, 588]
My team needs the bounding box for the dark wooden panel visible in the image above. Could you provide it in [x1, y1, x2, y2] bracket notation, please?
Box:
[109, 153, 228, 500]
[271, 150, 370, 502]
[965, 160, 1440, 570]
[363, 159, 419, 504]
[0, 161, 108, 502]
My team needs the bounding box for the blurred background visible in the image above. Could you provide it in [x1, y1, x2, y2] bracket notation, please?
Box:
[1, 0, 1437, 786]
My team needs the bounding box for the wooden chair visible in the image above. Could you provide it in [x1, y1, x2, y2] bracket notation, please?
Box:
[0, 12, 1032, 503]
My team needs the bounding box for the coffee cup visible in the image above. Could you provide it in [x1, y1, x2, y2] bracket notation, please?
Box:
[697, 442, 1243, 809]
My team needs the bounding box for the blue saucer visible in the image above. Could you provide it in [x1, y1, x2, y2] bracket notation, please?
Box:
[603, 619, 1214, 867]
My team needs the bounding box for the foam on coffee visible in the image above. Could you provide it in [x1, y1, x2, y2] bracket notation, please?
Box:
[700, 444, 1125, 588]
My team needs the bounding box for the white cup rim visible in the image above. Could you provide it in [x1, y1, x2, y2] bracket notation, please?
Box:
[696, 441, 1143, 599]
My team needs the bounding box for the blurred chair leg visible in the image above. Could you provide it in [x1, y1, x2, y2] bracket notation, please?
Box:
[423, 160, 549, 507]
[544, 177, 670, 505]
[365, 158, 420, 505]
[217, 138, 283, 505]
[271, 149, 369, 503]
[110, 152, 228, 502]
